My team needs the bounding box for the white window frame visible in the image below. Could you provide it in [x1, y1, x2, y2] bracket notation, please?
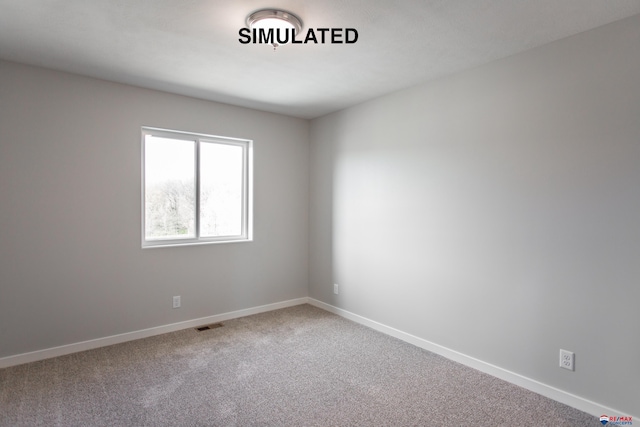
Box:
[141, 127, 253, 248]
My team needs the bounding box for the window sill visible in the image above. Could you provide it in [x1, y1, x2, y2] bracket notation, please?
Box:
[142, 238, 253, 249]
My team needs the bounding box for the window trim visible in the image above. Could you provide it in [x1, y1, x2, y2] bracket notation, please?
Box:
[141, 126, 253, 248]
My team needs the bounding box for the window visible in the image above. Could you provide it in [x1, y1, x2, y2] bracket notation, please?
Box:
[141, 127, 252, 247]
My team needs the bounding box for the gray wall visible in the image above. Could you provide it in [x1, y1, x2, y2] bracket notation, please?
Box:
[0, 60, 309, 357]
[309, 14, 640, 416]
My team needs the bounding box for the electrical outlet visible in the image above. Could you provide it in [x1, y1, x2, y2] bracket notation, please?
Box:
[172, 295, 181, 309]
[333, 284, 339, 295]
[560, 349, 574, 371]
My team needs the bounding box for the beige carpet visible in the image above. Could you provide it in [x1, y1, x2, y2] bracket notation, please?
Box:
[0, 304, 595, 426]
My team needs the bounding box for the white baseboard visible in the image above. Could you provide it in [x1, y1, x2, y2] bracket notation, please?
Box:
[0, 297, 309, 369]
[2, 296, 634, 420]
[307, 298, 636, 420]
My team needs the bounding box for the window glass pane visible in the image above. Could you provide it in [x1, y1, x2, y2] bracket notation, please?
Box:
[144, 135, 196, 240]
[200, 142, 244, 237]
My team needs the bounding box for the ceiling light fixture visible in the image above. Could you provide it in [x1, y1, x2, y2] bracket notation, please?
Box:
[246, 9, 303, 50]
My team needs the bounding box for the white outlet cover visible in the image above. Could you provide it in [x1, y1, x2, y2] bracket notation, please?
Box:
[559, 349, 574, 371]
[333, 284, 339, 294]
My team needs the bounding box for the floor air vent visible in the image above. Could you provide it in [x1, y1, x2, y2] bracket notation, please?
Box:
[195, 323, 224, 331]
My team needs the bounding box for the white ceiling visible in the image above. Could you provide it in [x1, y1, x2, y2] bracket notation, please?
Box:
[1, 0, 639, 119]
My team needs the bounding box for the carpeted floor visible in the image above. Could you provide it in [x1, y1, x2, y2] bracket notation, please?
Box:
[0, 304, 596, 426]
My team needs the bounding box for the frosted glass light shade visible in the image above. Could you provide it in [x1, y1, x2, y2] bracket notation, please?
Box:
[246, 9, 302, 34]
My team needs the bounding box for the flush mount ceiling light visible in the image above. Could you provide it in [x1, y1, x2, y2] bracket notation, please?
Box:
[246, 9, 303, 49]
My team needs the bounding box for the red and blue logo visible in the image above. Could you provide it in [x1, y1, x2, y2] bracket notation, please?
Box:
[601, 415, 633, 426]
